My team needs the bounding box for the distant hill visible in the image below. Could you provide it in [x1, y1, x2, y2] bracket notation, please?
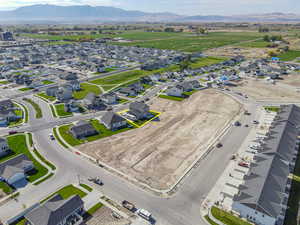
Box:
[0, 5, 299, 23]
[182, 13, 300, 22]
[0, 4, 181, 22]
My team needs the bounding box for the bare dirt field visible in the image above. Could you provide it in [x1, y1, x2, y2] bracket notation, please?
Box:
[78, 89, 241, 190]
[281, 73, 300, 88]
[85, 206, 130, 225]
[205, 46, 269, 58]
[230, 78, 300, 102]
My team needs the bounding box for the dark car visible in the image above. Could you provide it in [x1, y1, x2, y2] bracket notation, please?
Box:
[216, 143, 223, 148]
[9, 131, 18, 135]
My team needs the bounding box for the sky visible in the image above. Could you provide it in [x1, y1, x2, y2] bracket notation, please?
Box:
[0, 0, 299, 16]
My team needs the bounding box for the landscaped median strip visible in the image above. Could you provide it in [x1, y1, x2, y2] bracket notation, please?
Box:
[23, 97, 43, 119]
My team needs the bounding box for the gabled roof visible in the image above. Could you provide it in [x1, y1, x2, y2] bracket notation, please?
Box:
[233, 105, 300, 219]
[101, 112, 126, 125]
[25, 194, 84, 225]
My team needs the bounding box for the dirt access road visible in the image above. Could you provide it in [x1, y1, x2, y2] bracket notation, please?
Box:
[78, 89, 241, 190]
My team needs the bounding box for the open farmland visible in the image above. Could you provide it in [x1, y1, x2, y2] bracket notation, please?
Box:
[114, 32, 263, 52]
[231, 78, 300, 102]
[78, 89, 241, 190]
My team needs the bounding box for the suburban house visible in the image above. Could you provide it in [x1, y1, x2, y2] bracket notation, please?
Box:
[70, 121, 98, 139]
[25, 194, 84, 225]
[0, 154, 34, 186]
[101, 92, 118, 105]
[64, 100, 80, 113]
[129, 102, 150, 120]
[0, 99, 21, 126]
[46, 86, 59, 97]
[166, 85, 184, 97]
[119, 87, 137, 97]
[0, 137, 10, 158]
[56, 87, 73, 102]
[67, 80, 81, 91]
[59, 72, 78, 81]
[232, 105, 300, 225]
[128, 82, 145, 93]
[101, 112, 127, 130]
[83, 93, 107, 110]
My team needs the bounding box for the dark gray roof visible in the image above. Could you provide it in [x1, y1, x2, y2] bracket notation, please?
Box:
[129, 102, 149, 113]
[70, 121, 98, 136]
[101, 112, 126, 125]
[0, 154, 33, 180]
[234, 104, 300, 219]
[25, 194, 84, 225]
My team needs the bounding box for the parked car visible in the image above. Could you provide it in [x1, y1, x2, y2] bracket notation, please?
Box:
[49, 133, 55, 140]
[122, 200, 135, 212]
[234, 121, 241, 126]
[9, 131, 18, 135]
[238, 162, 249, 168]
[216, 143, 223, 148]
[88, 177, 103, 186]
[253, 120, 259, 124]
[137, 209, 152, 221]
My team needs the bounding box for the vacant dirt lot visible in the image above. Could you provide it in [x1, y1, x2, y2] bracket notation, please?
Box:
[205, 46, 269, 58]
[78, 89, 241, 190]
[281, 73, 300, 88]
[231, 78, 300, 102]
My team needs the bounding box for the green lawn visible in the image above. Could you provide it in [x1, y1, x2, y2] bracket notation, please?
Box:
[277, 50, 300, 61]
[53, 127, 69, 149]
[58, 120, 133, 146]
[204, 215, 219, 225]
[42, 80, 55, 85]
[0, 181, 14, 194]
[183, 89, 199, 96]
[264, 106, 281, 112]
[73, 83, 101, 100]
[86, 202, 103, 215]
[41, 184, 87, 203]
[158, 94, 185, 101]
[79, 183, 93, 192]
[4, 134, 48, 183]
[0, 80, 9, 85]
[91, 70, 150, 86]
[211, 206, 251, 225]
[23, 98, 43, 119]
[37, 92, 56, 102]
[18, 87, 33, 92]
[238, 40, 270, 48]
[54, 104, 73, 117]
[190, 57, 226, 69]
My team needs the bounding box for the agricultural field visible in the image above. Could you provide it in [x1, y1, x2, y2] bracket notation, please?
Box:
[22, 31, 264, 53]
[277, 50, 300, 61]
[78, 89, 241, 190]
[237, 40, 270, 48]
[114, 32, 264, 52]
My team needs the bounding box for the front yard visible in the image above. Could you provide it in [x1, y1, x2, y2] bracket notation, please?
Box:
[36, 92, 56, 102]
[54, 104, 73, 117]
[58, 119, 133, 147]
[211, 206, 251, 225]
[1, 134, 48, 183]
[158, 94, 185, 101]
[73, 83, 102, 100]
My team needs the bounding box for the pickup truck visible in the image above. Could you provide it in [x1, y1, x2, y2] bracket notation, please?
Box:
[122, 200, 135, 212]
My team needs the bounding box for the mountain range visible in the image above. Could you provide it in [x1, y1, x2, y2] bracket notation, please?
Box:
[0, 5, 300, 23]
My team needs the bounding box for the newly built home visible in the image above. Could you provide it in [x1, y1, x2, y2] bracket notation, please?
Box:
[232, 105, 300, 225]
[70, 121, 98, 139]
[25, 194, 84, 225]
[129, 102, 150, 120]
[0, 154, 34, 186]
[101, 111, 127, 130]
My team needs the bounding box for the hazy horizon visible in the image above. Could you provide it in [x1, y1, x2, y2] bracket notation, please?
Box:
[0, 0, 299, 16]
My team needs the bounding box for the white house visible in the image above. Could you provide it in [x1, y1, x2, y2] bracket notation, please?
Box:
[166, 85, 184, 97]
